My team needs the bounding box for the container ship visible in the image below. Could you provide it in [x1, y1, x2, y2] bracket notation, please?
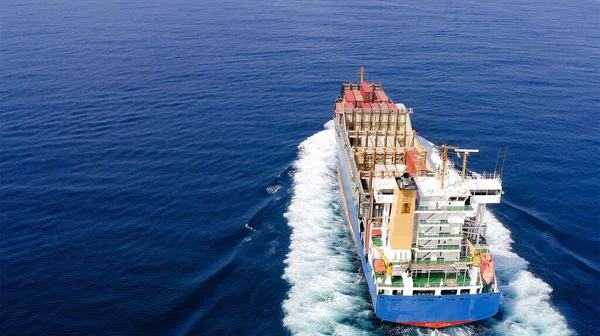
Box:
[333, 68, 503, 328]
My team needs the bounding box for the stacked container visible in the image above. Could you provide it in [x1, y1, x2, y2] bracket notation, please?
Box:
[360, 82, 374, 103]
[374, 90, 389, 103]
[344, 90, 356, 104]
[352, 90, 365, 104]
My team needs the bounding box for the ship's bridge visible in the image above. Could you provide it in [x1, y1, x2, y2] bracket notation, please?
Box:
[465, 173, 502, 204]
[415, 171, 502, 204]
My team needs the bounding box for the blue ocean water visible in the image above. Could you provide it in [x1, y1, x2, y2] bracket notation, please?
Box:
[1, 0, 598, 335]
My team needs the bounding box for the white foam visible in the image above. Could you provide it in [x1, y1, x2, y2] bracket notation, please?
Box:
[482, 211, 572, 335]
[266, 185, 282, 194]
[282, 124, 373, 335]
[283, 125, 571, 335]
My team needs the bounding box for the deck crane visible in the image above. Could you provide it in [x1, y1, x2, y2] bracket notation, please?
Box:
[372, 245, 393, 284]
[463, 233, 489, 287]
[462, 233, 481, 267]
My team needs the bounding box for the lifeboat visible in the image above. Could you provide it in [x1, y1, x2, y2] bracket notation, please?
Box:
[480, 253, 495, 284]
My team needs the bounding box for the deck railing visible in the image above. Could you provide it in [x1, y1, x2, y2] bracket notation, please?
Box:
[374, 276, 474, 288]
[418, 220, 449, 226]
[417, 233, 462, 238]
[419, 219, 449, 224]
[412, 244, 461, 251]
[476, 245, 491, 253]
[393, 257, 471, 266]
[416, 205, 474, 212]
[467, 171, 502, 182]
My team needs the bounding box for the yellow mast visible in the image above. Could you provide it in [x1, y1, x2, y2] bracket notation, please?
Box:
[440, 144, 457, 189]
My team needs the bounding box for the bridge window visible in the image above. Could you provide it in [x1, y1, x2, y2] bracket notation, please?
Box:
[470, 189, 502, 196]
[441, 290, 457, 295]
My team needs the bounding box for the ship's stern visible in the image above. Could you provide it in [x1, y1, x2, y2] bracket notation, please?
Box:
[374, 291, 501, 328]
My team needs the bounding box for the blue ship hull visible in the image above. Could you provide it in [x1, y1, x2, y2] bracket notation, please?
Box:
[335, 140, 501, 327]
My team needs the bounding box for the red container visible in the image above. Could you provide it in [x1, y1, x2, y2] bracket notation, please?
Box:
[360, 82, 374, 103]
[378, 102, 389, 111]
[335, 102, 345, 111]
[353, 90, 365, 103]
[345, 102, 354, 110]
[387, 102, 397, 111]
[362, 103, 372, 109]
[344, 90, 356, 103]
[374, 90, 389, 103]
[406, 149, 429, 176]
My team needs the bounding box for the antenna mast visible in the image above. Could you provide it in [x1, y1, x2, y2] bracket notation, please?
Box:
[499, 146, 508, 178]
[440, 144, 458, 189]
[494, 148, 501, 177]
[455, 149, 479, 184]
[359, 66, 366, 83]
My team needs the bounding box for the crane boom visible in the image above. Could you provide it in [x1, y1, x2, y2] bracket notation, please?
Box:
[462, 233, 481, 266]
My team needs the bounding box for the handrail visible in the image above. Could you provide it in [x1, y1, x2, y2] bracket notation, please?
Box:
[412, 244, 461, 251]
[467, 171, 502, 181]
[419, 220, 449, 224]
[375, 277, 474, 288]
[394, 257, 471, 265]
[418, 233, 462, 238]
[416, 205, 474, 212]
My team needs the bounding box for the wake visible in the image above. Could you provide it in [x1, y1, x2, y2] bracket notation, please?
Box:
[281, 122, 374, 335]
[282, 123, 570, 335]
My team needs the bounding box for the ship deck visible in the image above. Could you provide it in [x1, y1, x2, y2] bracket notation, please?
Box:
[333, 73, 501, 326]
[375, 272, 473, 288]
